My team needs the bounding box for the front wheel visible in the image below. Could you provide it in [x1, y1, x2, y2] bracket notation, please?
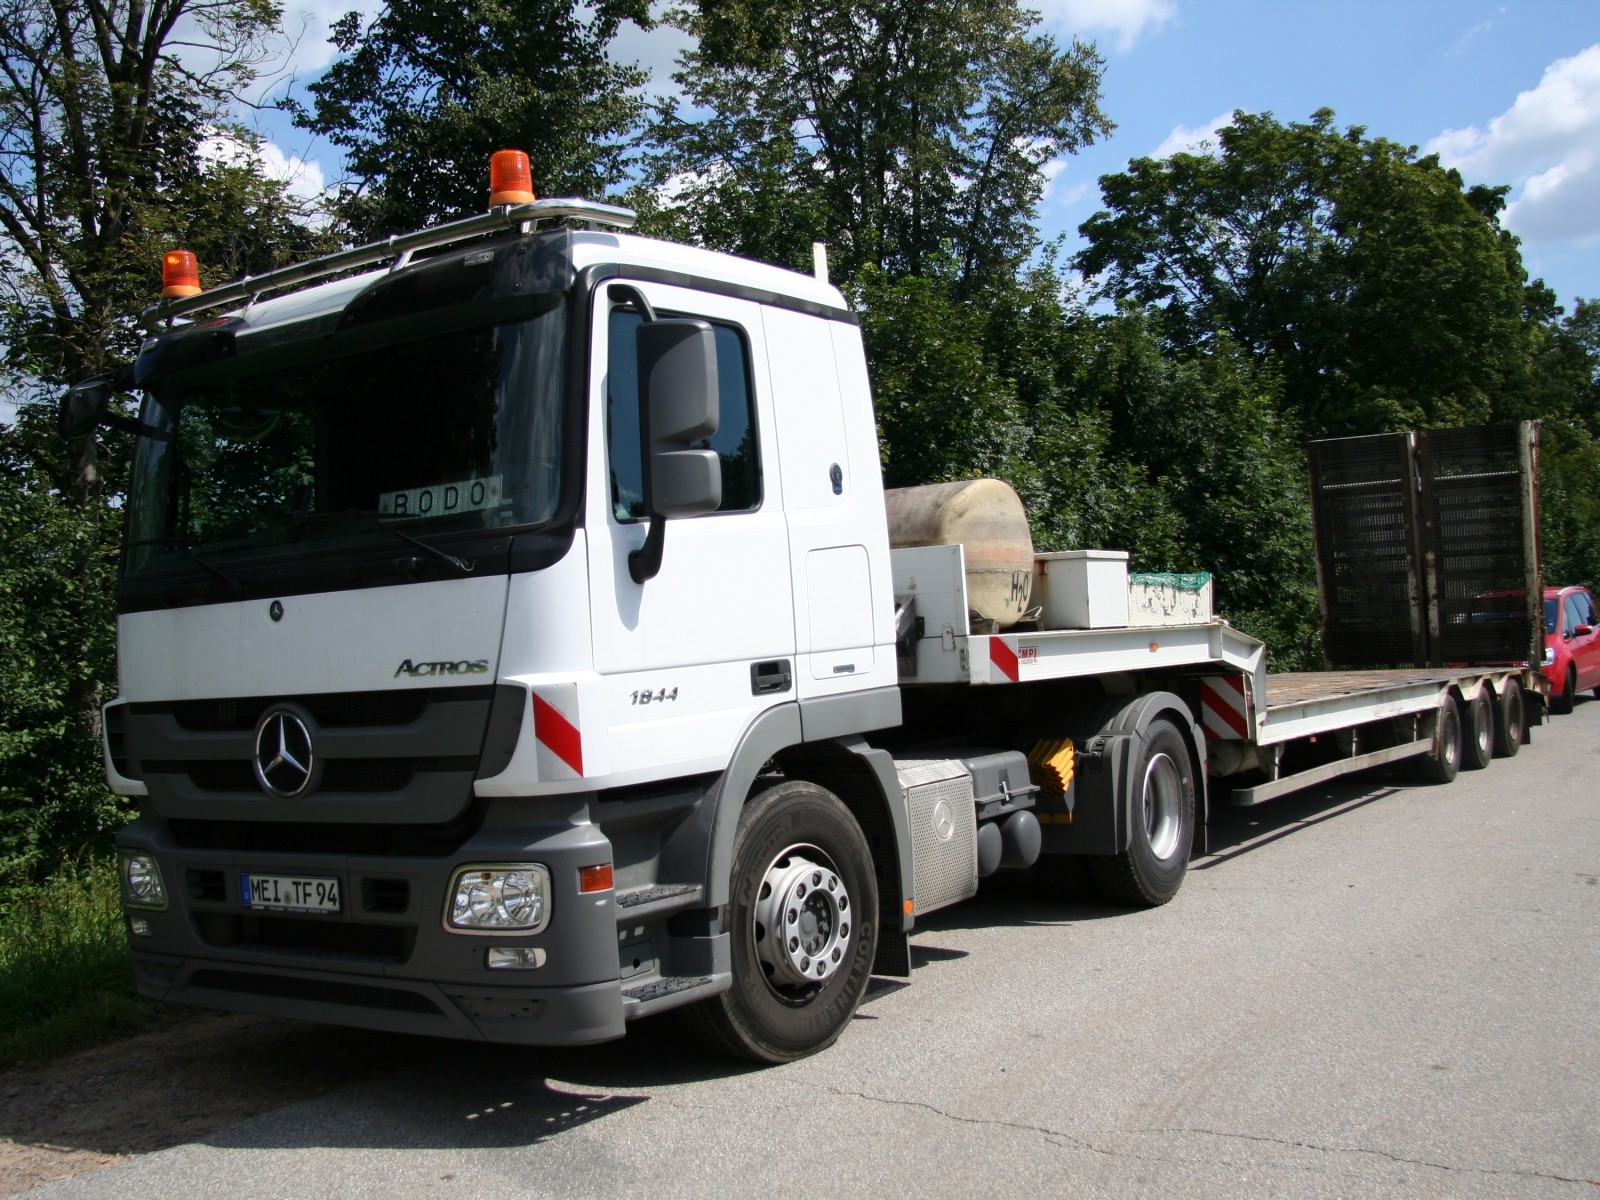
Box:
[678, 780, 878, 1063]
[1088, 719, 1195, 907]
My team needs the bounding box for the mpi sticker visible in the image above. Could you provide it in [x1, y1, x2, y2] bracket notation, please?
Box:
[378, 475, 502, 518]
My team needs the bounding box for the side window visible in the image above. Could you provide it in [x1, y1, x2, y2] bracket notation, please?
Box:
[1580, 592, 1598, 628]
[607, 308, 761, 522]
[1565, 595, 1583, 637]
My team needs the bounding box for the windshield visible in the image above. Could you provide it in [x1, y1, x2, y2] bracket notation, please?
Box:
[125, 296, 566, 585]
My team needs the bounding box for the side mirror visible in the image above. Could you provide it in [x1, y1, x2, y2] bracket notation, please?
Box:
[1577, 624, 1593, 637]
[59, 377, 113, 439]
[629, 319, 722, 583]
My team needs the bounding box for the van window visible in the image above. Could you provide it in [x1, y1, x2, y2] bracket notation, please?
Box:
[607, 308, 760, 521]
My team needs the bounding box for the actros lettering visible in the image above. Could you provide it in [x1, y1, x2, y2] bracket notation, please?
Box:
[394, 658, 490, 678]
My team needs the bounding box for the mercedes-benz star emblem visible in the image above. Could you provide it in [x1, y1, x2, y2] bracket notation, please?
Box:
[268, 600, 283, 622]
[254, 708, 314, 798]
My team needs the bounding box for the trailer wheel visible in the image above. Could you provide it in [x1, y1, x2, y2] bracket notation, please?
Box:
[1413, 695, 1462, 784]
[1087, 719, 1194, 907]
[678, 780, 877, 1064]
[1493, 679, 1524, 758]
[1552, 666, 1576, 715]
[1461, 689, 1494, 770]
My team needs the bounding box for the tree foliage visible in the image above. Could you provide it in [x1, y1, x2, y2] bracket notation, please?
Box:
[0, 0, 330, 881]
[641, 0, 1112, 286]
[1074, 109, 1541, 438]
[292, 0, 650, 240]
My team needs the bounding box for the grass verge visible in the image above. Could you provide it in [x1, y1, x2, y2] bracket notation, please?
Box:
[0, 861, 161, 1069]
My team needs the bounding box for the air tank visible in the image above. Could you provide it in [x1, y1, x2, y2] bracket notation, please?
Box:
[885, 478, 1034, 629]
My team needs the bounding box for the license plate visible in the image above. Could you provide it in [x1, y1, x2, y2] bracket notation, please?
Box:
[240, 873, 342, 913]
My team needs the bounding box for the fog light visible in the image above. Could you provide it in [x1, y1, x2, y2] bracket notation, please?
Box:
[128, 916, 152, 937]
[120, 853, 167, 910]
[446, 865, 550, 933]
[487, 947, 547, 970]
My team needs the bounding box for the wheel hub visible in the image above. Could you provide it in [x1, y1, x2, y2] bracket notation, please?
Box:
[753, 848, 851, 989]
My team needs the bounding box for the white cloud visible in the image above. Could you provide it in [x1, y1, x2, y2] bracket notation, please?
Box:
[1428, 43, 1600, 245]
[1152, 110, 1234, 158]
[607, 6, 697, 96]
[1039, 0, 1176, 51]
[199, 132, 329, 204]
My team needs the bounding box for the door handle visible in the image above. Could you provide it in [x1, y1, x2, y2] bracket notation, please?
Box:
[751, 660, 792, 695]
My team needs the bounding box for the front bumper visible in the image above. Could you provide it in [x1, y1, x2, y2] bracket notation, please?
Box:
[117, 800, 630, 1046]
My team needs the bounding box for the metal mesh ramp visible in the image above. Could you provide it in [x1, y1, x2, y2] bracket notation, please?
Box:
[1420, 424, 1537, 666]
[1307, 433, 1421, 667]
[1307, 422, 1540, 670]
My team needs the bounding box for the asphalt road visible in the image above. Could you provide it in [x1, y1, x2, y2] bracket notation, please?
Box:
[39, 700, 1600, 1199]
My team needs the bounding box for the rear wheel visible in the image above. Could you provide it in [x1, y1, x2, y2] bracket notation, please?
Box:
[1552, 666, 1576, 715]
[1493, 679, 1524, 758]
[678, 780, 877, 1063]
[1460, 689, 1494, 770]
[1414, 695, 1462, 784]
[1088, 719, 1195, 907]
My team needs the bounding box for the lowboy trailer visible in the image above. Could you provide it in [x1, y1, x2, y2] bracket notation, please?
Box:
[70, 155, 1547, 1062]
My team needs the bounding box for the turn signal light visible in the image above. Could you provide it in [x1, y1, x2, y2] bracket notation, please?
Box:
[489, 150, 536, 207]
[161, 250, 201, 298]
[579, 863, 613, 893]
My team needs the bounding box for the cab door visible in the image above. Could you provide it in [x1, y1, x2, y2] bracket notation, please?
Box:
[585, 282, 795, 785]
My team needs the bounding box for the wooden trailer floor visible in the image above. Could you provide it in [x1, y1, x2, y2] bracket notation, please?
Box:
[1263, 669, 1494, 711]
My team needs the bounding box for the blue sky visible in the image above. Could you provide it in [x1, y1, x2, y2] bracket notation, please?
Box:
[248, 0, 1600, 311]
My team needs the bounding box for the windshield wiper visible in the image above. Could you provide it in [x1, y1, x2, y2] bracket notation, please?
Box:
[183, 552, 245, 594]
[280, 510, 474, 574]
[129, 534, 246, 592]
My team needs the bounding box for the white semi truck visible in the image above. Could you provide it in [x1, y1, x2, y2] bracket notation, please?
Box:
[62, 160, 1548, 1062]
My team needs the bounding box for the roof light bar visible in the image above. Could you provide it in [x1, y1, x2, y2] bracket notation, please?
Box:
[140, 197, 636, 330]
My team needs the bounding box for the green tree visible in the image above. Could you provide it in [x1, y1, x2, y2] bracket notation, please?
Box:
[292, 0, 650, 239]
[1074, 109, 1537, 438]
[0, 0, 329, 882]
[643, 0, 1112, 285]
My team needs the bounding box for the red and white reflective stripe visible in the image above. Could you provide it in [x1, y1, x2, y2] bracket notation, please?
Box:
[1199, 675, 1250, 740]
[989, 635, 1019, 683]
[1200, 675, 1250, 739]
[531, 683, 584, 778]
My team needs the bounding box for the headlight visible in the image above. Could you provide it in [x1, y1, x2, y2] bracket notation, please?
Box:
[120, 853, 167, 910]
[445, 864, 550, 933]
[1543, 646, 1556, 666]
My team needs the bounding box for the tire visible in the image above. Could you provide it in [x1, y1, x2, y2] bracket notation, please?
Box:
[1087, 719, 1195, 907]
[1413, 695, 1462, 784]
[1460, 689, 1494, 770]
[1552, 666, 1576, 715]
[678, 780, 877, 1064]
[1493, 679, 1524, 758]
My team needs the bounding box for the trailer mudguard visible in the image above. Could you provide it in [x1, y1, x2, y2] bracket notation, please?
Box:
[1040, 691, 1208, 858]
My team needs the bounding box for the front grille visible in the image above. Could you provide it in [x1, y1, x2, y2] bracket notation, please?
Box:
[361, 878, 411, 914]
[323, 758, 417, 792]
[186, 868, 226, 902]
[164, 686, 490, 733]
[186, 968, 441, 1014]
[145, 757, 475, 795]
[194, 913, 415, 963]
[167, 802, 487, 856]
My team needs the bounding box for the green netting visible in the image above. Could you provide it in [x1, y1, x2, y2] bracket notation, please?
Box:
[1129, 571, 1212, 591]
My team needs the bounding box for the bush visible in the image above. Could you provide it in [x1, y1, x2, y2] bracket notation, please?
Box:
[0, 860, 155, 1068]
